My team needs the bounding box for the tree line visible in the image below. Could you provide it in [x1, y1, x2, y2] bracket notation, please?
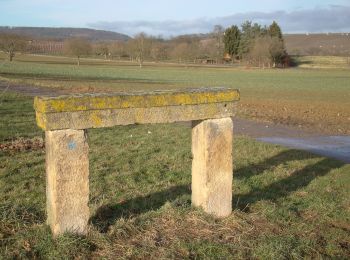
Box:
[0, 21, 289, 67]
[224, 21, 288, 67]
[90, 21, 289, 68]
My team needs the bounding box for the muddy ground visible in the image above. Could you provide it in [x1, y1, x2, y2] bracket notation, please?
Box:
[238, 99, 350, 135]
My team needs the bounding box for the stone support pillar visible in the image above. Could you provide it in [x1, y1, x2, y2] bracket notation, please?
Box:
[45, 129, 89, 236]
[191, 118, 233, 217]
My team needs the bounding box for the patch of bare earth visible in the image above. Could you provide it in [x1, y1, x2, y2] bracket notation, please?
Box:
[0, 137, 44, 153]
[238, 99, 350, 135]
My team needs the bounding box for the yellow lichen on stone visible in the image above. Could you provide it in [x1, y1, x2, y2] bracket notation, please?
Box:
[90, 111, 103, 127]
[34, 97, 47, 113]
[34, 88, 240, 130]
[35, 112, 47, 130]
[35, 102, 237, 130]
[34, 88, 240, 113]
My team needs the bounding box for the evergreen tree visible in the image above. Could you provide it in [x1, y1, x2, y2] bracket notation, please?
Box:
[238, 21, 264, 58]
[268, 21, 283, 40]
[269, 37, 286, 66]
[222, 20, 289, 67]
[268, 21, 288, 67]
[251, 22, 263, 37]
[238, 21, 253, 57]
[223, 25, 241, 59]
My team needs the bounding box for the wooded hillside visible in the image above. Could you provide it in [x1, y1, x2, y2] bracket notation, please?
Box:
[0, 26, 130, 42]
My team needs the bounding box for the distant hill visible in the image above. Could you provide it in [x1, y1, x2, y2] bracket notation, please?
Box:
[0, 26, 131, 42]
[173, 33, 210, 40]
[284, 33, 350, 56]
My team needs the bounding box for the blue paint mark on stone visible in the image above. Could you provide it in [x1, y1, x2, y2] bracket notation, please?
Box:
[68, 141, 77, 150]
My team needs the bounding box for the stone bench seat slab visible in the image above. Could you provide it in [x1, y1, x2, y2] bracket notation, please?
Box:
[35, 88, 240, 130]
[34, 87, 240, 113]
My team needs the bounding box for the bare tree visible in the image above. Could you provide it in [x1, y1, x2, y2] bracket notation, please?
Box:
[247, 36, 287, 68]
[64, 38, 92, 66]
[212, 25, 225, 62]
[248, 36, 272, 68]
[133, 32, 153, 68]
[198, 39, 217, 61]
[150, 41, 169, 61]
[170, 41, 199, 63]
[136, 33, 145, 67]
[170, 42, 189, 63]
[0, 33, 27, 61]
[109, 41, 128, 60]
[269, 37, 286, 67]
[95, 42, 110, 59]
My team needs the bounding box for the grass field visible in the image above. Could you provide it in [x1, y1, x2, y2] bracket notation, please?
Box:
[0, 54, 349, 258]
[1, 53, 350, 135]
[294, 55, 350, 69]
[0, 93, 349, 259]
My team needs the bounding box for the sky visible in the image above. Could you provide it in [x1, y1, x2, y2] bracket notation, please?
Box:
[1, 0, 350, 37]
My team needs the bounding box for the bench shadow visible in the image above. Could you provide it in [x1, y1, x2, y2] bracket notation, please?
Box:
[234, 149, 320, 180]
[90, 184, 190, 233]
[90, 150, 345, 232]
[233, 150, 345, 211]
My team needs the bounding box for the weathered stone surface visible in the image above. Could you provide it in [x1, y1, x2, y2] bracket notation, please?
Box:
[34, 88, 240, 130]
[36, 102, 237, 130]
[46, 129, 89, 236]
[34, 87, 240, 113]
[191, 118, 233, 217]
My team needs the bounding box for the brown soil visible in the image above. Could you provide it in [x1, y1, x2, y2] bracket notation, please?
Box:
[233, 118, 319, 138]
[0, 137, 44, 153]
[238, 99, 350, 135]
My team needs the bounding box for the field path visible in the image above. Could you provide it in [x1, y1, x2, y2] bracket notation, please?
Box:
[1, 80, 349, 163]
[235, 118, 350, 163]
[0, 80, 65, 96]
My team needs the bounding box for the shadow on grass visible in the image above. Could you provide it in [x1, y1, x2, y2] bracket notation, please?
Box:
[233, 150, 345, 211]
[234, 149, 320, 180]
[90, 185, 190, 232]
[289, 56, 313, 67]
[91, 150, 345, 232]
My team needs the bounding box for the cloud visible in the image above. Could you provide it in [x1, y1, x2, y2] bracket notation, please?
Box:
[88, 5, 350, 37]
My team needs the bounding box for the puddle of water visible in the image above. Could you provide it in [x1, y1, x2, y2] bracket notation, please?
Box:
[258, 136, 350, 163]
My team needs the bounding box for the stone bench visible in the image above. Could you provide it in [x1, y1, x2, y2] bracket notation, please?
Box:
[34, 87, 240, 236]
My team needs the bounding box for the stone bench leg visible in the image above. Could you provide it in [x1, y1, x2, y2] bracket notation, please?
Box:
[191, 118, 233, 217]
[45, 129, 89, 236]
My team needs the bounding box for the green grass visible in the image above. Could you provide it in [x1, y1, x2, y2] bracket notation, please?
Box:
[0, 93, 41, 141]
[1, 94, 349, 259]
[1, 55, 350, 103]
